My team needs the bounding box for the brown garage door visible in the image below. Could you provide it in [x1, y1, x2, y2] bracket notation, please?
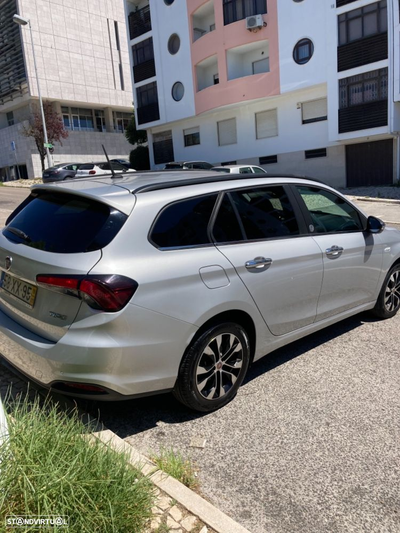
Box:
[346, 139, 393, 187]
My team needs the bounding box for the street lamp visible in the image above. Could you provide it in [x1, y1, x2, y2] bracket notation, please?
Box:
[13, 14, 53, 169]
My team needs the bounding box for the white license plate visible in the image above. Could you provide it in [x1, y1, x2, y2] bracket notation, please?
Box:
[0, 272, 37, 308]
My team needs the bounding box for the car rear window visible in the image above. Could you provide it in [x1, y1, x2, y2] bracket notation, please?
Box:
[3, 191, 127, 253]
[151, 194, 218, 248]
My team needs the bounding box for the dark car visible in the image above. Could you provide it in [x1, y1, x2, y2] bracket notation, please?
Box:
[163, 161, 214, 170]
[42, 163, 81, 183]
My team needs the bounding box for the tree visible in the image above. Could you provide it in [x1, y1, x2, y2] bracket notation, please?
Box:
[125, 110, 147, 145]
[130, 145, 150, 170]
[22, 102, 69, 172]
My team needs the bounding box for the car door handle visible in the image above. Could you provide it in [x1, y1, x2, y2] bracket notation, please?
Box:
[245, 257, 272, 270]
[325, 246, 344, 257]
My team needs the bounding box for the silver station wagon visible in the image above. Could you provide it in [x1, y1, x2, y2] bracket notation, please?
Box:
[0, 172, 399, 412]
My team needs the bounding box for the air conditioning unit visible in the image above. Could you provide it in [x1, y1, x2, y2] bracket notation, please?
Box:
[246, 14, 264, 30]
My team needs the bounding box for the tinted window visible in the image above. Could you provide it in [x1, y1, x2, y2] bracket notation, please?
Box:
[252, 166, 267, 174]
[3, 192, 127, 253]
[212, 194, 244, 243]
[230, 186, 299, 240]
[151, 194, 218, 248]
[297, 186, 363, 233]
[79, 164, 94, 170]
[239, 167, 252, 174]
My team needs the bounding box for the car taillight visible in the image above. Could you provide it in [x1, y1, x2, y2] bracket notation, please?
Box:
[36, 274, 138, 312]
[89, 170, 96, 175]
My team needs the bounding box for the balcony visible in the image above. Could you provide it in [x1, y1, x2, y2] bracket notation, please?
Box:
[192, 1, 215, 42]
[338, 100, 387, 133]
[223, 0, 267, 26]
[137, 102, 160, 125]
[128, 5, 151, 40]
[196, 55, 219, 91]
[338, 33, 387, 72]
[227, 41, 269, 81]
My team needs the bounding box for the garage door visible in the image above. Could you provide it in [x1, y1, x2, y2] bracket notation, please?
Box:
[346, 139, 393, 187]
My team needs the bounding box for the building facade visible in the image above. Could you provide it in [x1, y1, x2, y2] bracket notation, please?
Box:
[125, 0, 400, 187]
[0, 0, 134, 179]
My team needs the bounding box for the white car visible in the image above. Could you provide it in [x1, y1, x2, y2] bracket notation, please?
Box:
[76, 162, 136, 177]
[212, 164, 267, 174]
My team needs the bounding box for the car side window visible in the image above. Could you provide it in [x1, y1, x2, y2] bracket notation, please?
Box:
[151, 194, 218, 248]
[252, 166, 266, 174]
[239, 167, 252, 174]
[213, 186, 299, 242]
[296, 186, 363, 233]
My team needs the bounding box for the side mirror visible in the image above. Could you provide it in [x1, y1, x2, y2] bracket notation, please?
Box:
[367, 215, 385, 234]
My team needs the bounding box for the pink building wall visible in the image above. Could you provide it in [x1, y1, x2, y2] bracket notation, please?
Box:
[188, 0, 280, 115]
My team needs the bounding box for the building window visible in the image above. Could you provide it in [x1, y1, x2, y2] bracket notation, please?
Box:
[252, 58, 270, 75]
[153, 130, 174, 164]
[137, 81, 160, 124]
[184, 127, 200, 147]
[223, 0, 267, 25]
[259, 155, 278, 165]
[217, 118, 237, 146]
[338, 1, 387, 46]
[339, 68, 388, 108]
[172, 82, 184, 101]
[222, 160, 237, 165]
[168, 34, 180, 55]
[301, 98, 328, 124]
[61, 107, 95, 131]
[293, 39, 314, 65]
[256, 109, 278, 139]
[95, 110, 106, 132]
[213, 73, 219, 85]
[6, 112, 14, 126]
[305, 148, 327, 159]
[113, 112, 132, 133]
[132, 37, 154, 65]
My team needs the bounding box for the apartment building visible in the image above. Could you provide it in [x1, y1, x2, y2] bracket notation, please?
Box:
[0, 0, 133, 179]
[124, 0, 400, 187]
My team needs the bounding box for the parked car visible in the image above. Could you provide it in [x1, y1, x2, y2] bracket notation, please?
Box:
[1, 173, 399, 412]
[76, 161, 136, 177]
[164, 161, 214, 170]
[110, 159, 134, 170]
[212, 164, 267, 174]
[42, 163, 82, 183]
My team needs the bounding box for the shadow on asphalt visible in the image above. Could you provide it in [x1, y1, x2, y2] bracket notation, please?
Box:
[93, 312, 378, 439]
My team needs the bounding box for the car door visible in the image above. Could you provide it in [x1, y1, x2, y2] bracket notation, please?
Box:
[211, 185, 324, 336]
[294, 185, 384, 320]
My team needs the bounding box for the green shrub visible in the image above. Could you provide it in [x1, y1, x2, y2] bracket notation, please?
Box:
[0, 396, 154, 532]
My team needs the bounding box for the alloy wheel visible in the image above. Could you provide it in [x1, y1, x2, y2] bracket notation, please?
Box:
[384, 269, 400, 312]
[195, 333, 244, 400]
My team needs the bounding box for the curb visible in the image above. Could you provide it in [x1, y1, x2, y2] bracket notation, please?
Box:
[92, 428, 252, 533]
[346, 195, 400, 205]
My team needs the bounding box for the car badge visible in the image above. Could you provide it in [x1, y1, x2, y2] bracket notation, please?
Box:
[5, 256, 12, 272]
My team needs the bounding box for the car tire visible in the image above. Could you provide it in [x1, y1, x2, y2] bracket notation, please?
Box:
[173, 323, 250, 412]
[371, 263, 400, 319]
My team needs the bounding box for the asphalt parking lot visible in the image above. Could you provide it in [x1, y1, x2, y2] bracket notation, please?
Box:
[1, 183, 400, 533]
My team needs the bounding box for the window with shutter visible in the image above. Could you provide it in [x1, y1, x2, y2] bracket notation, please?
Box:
[301, 98, 328, 124]
[255, 109, 278, 139]
[217, 118, 237, 146]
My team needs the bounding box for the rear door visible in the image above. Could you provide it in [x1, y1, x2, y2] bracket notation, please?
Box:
[212, 185, 324, 336]
[0, 190, 128, 341]
[293, 185, 384, 320]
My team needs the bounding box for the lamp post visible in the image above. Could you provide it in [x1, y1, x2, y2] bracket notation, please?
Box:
[13, 14, 53, 169]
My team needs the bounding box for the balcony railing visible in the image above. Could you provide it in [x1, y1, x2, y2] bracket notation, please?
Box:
[137, 102, 160, 125]
[128, 5, 151, 40]
[339, 100, 387, 133]
[133, 58, 156, 83]
[338, 33, 387, 72]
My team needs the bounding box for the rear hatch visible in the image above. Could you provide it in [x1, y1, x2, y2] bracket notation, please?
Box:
[0, 187, 132, 341]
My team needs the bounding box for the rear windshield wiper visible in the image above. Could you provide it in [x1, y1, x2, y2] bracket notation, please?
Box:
[6, 227, 32, 243]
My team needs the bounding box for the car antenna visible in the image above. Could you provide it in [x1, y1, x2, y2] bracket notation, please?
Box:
[102, 144, 117, 178]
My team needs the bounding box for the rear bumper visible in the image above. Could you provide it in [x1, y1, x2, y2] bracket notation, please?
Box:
[0, 303, 197, 399]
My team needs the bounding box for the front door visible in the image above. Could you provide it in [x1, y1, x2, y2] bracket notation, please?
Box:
[212, 185, 324, 336]
[294, 185, 384, 320]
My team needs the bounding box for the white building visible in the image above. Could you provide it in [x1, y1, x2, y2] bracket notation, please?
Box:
[0, 0, 134, 179]
[125, 0, 399, 187]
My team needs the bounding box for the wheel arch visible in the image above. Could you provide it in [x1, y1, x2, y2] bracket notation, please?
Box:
[190, 310, 257, 364]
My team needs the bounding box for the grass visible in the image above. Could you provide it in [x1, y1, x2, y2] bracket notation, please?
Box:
[151, 448, 198, 490]
[0, 395, 155, 532]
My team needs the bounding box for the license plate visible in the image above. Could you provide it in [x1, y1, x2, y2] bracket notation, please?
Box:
[0, 272, 37, 308]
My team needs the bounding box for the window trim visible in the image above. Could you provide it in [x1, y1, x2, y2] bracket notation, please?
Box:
[290, 184, 367, 235]
[293, 38, 314, 65]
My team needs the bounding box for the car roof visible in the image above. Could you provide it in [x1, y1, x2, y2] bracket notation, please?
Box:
[214, 164, 258, 169]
